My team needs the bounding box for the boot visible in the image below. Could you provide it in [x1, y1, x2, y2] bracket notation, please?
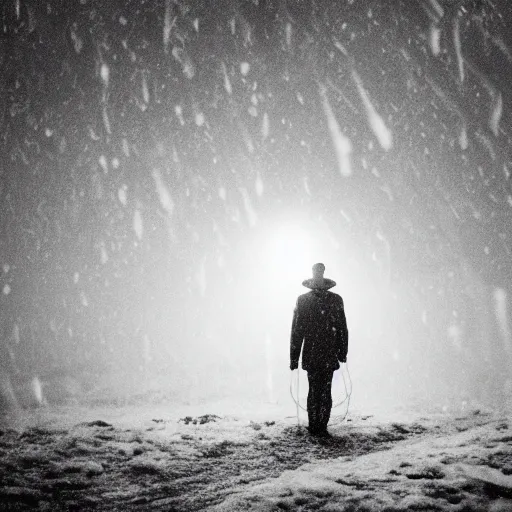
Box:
[316, 425, 331, 438]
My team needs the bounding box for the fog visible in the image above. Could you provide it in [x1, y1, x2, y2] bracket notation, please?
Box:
[1, 0, 512, 414]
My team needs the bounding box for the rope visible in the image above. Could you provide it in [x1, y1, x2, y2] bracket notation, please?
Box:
[289, 363, 352, 425]
[296, 364, 300, 426]
[289, 369, 307, 413]
[331, 363, 352, 424]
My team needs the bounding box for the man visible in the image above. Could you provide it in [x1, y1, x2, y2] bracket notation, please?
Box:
[290, 263, 349, 437]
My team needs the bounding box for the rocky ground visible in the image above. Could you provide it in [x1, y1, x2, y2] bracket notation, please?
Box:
[0, 404, 511, 511]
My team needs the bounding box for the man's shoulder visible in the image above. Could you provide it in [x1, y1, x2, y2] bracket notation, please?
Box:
[296, 292, 311, 303]
[296, 291, 315, 304]
[326, 291, 344, 306]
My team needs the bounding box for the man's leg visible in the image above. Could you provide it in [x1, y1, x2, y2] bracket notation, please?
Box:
[307, 372, 321, 434]
[317, 370, 334, 435]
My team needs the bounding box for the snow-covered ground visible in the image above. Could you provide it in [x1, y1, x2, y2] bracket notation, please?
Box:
[1, 400, 511, 511]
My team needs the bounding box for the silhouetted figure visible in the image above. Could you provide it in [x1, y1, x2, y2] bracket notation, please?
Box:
[290, 263, 349, 437]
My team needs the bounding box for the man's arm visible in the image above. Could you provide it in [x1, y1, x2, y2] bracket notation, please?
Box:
[336, 297, 349, 363]
[290, 298, 304, 370]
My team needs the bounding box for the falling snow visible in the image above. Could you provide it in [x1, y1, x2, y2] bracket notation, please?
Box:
[240, 62, 250, 76]
[429, 24, 441, 56]
[152, 169, 174, 216]
[133, 209, 143, 240]
[319, 84, 353, 177]
[163, 0, 174, 53]
[118, 185, 128, 206]
[352, 70, 393, 151]
[490, 91, 503, 137]
[98, 155, 108, 173]
[2, 1, 512, 508]
[255, 172, 264, 197]
[222, 62, 232, 95]
[141, 75, 150, 104]
[100, 63, 110, 87]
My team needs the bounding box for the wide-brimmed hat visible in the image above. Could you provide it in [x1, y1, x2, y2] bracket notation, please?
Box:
[302, 263, 336, 290]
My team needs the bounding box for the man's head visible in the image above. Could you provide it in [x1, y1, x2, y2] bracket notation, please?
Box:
[312, 263, 326, 279]
[302, 262, 336, 290]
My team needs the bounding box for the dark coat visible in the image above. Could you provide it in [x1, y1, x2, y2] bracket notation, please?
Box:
[290, 289, 348, 371]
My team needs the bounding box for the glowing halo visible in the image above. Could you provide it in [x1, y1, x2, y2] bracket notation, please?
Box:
[262, 223, 319, 289]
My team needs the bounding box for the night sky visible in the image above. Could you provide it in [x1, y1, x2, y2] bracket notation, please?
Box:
[1, 0, 512, 409]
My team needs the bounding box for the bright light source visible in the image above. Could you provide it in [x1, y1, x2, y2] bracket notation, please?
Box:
[248, 221, 331, 307]
[264, 224, 315, 284]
